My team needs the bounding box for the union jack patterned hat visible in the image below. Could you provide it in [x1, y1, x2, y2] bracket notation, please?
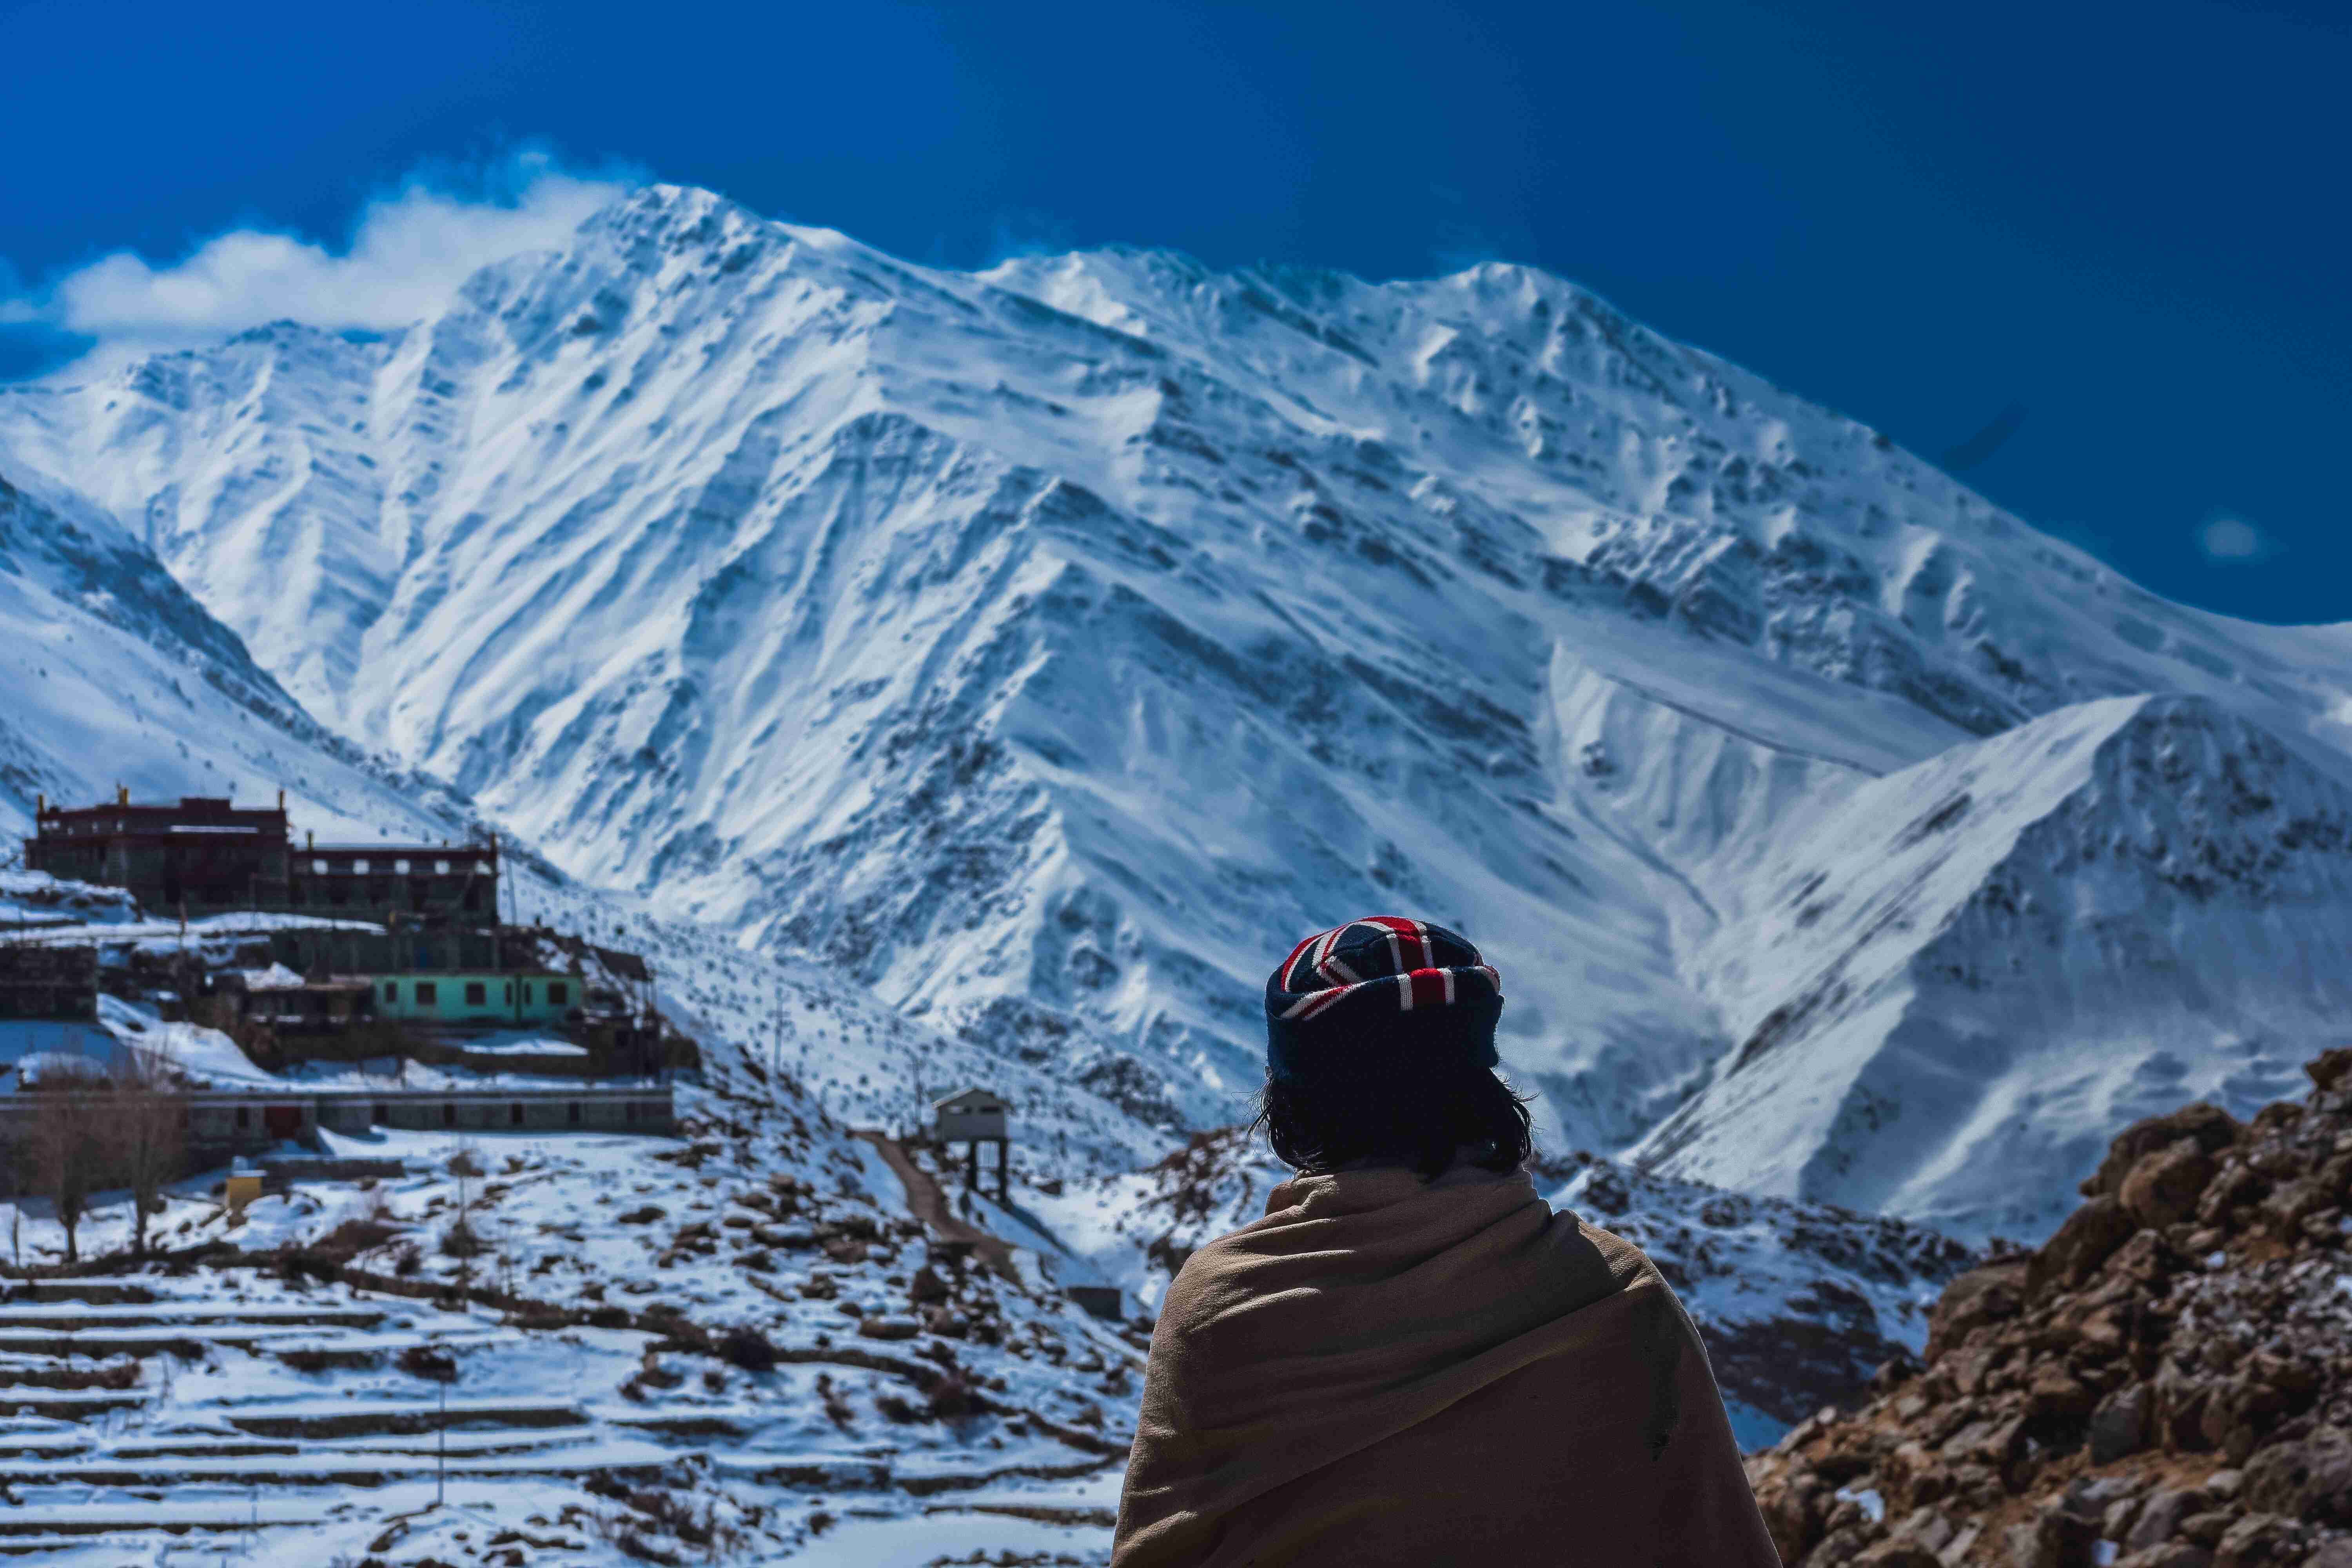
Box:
[1264, 916, 1504, 1083]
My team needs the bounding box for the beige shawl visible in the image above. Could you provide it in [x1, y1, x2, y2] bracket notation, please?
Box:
[1112, 1164, 1780, 1568]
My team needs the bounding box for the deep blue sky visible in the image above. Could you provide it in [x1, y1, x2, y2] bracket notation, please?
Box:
[4, 0, 2345, 623]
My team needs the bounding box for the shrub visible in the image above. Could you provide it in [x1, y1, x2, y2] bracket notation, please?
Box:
[396, 1345, 457, 1383]
[316, 1214, 401, 1259]
[925, 1373, 976, 1421]
[715, 1324, 777, 1374]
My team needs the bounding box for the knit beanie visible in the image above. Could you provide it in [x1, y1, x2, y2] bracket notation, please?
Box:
[1264, 916, 1503, 1084]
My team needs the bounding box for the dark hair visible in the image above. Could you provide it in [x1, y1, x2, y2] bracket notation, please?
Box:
[1252, 1063, 1534, 1180]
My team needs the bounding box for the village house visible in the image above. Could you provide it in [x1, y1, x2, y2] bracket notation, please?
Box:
[24, 790, 502, 927]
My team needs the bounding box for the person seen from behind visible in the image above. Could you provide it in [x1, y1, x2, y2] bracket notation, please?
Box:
[1112, 916, 1780, 1566]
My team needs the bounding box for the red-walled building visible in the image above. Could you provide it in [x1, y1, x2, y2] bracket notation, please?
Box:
[23, 789, 499, 926]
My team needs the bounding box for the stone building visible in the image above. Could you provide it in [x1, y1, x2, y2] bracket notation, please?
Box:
[25, 791, 291, 916]
[23, 790, 501, 928]
[0, 945, 100, 1022]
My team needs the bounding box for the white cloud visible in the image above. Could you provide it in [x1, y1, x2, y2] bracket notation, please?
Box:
[7, 149, 635, 370]
[2196, 515, 2276, 563]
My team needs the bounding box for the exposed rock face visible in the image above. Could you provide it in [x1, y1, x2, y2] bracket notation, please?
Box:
[1746, 1047, 2352, 1565]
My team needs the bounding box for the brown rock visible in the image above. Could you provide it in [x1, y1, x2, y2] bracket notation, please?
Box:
[2198, 1164, 2267, 1227]
[2084, 1105, 2245, 1197]
[2201, 1375, 2290, 1465]
[1926, 1258, 2031, 1361]
[2259, 1177, 2330, 1239]
[2181, 1512, 2232, 1548]
[2212, 1512, 2301, 1568]
[2009, 1501, 2097, 1568]
[2027, 1365, 2099, 1421]
[2155, 1363, 2216, 1452]
[2125, 1489, 2197, 1552]
[2122, 1139, 2219, 1230]
[1811, 1523, 1880, 1562]
[1852, 1543, 1940, 1568]
[2307, 1046, 2352, 1093]
[2244, 1426, 2352, 1524]
[2304, 1541, 2352, 1568]
[2115, 1548, 2212, 1568]
[1942, 1413, 2028, 1469]
[2089, 1382, 2153, 1464]
[1757, 1473, 1825, 1563]
[2031, 1196, 2140, 1294]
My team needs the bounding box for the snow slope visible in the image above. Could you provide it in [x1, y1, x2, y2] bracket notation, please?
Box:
[1641, 694, 2352, 1239]
[5, 185, 2351, 1233]
[0, 466, 486, 852]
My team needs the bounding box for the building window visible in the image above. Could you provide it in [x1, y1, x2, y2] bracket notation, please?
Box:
[383, 982, 397, 1002]
[435, 859, 452, 875]
[520, 983, 531, 1004]
[352, 858, 370, 874]
[416, 982, 437, 1004]
[510, 1102, 523, 1126]
[236, 1106, 249, 1129]
[394, 858, 410, 874]
[465, 982, 486, 1006]
[503, 982, 513, 1003]
[624, 1102, 637, 1123]
[548, 982, 568, 1005]
[567, 1102, 581, 1125]
[443, 1103, 456, 1127]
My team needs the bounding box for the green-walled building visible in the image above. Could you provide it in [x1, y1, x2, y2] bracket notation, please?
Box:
[372, 971, 579, 1027]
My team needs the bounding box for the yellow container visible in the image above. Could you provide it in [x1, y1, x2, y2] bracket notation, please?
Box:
[223, 1173, 264, 1216]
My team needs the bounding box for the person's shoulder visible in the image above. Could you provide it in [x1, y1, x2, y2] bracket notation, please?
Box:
[1553, 1213, 1671, 1295]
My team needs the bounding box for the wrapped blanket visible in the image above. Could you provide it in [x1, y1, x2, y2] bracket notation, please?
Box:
[1112, 1163, 1780, 1567]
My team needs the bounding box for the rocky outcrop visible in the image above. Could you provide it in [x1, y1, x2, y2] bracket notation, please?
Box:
[1747, 1047, 2352, 1566]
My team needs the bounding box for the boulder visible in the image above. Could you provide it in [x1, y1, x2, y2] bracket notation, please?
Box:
[2115, 1549, 2213, 1568]
[1927, 1258, 2031, 1361]
[2212, 1512, 2301, 1567]
[2030, 1196, 2139, 1294]
[2007, 1501, 2097, 1568]
[2125, 1489, 2197, 1552]
[2087, 1382, 2151, 1463]
[2244, 1426, 2352, 1524]
[2083, 1105, 2244, 1197]
[2307, 1047, 2352, 1094]
[2121, 1139, 2218, 1229]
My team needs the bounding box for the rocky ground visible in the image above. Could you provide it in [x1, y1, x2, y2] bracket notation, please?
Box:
[1746, 1047, 2352, 1567]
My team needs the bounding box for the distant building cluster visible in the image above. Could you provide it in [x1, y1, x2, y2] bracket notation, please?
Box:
[6, 787, 675, 1080]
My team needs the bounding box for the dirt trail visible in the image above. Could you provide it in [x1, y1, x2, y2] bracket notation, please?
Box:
[851, 1131, 1020, 1283]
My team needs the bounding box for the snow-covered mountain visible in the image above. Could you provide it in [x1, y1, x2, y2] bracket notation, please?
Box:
[0, 467, 474, 849]
[1638, 692, 2352, 1240]
[5, 184, 2349, 1238]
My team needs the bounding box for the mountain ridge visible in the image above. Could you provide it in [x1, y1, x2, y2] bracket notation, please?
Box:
[5, 183, 2348, 1238]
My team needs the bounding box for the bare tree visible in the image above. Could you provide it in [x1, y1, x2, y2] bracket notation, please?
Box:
[27, 1084, 102, 1264]
[109, 1047, 187, 1259]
